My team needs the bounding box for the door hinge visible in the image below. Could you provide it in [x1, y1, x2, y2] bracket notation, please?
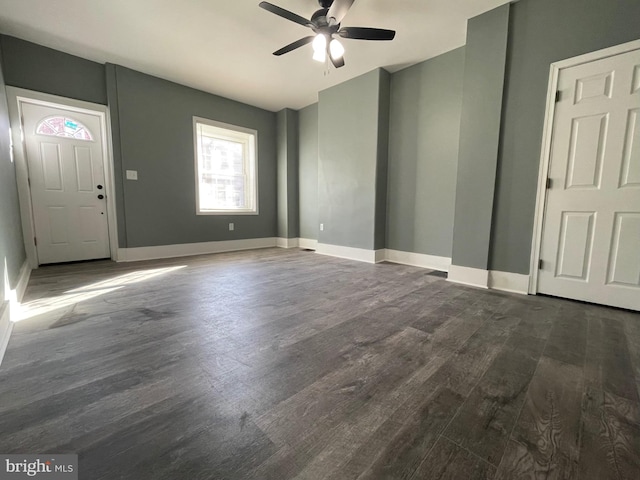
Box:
[546, 178, 552, 189]
[539, 259, 543, 270]
[34, 237, 37, 246]
[555, 90, 561, 103]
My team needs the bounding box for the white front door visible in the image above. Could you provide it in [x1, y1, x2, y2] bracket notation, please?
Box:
[21, 102, 111, 264]
[538, 48, 640, 310]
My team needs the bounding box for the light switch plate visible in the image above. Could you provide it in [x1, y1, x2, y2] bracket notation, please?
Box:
[126, 170, 138, 180]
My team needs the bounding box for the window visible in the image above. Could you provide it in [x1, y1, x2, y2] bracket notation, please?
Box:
[36, 116, 94, 141]
[194, 118, 258, 215]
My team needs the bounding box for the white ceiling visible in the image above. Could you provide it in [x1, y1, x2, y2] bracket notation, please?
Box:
[0, 0, 511, 112]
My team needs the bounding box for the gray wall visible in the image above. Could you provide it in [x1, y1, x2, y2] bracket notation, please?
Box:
[5, 0, 638, 271]
[298, 103, 318, 240]
[277, 108, 299, 239]
[0, 45, 26, 304]
[490, 0, 640, 274]
[374, 69, 391, 250]
[0, 36, 280, 252]
[105, 64, 128, 246]
[110, 65, 277, 248]
[451, 4, 510, 270]
[318, 68, 389, 250]
[386, 47, 465, 258]
[0, 35, 107, 105]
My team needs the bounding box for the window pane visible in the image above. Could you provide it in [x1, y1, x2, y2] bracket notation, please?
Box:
[36, 116, 94, 141]
[195, 119, 256, 213]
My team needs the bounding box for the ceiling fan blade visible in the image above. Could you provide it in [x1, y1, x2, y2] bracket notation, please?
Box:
[327, 0, 355, 25]
[273, 36, 315, 56]
[259, 1, 312, 28]
[338, 27, 396, 41]
[330, 53, 345, 68]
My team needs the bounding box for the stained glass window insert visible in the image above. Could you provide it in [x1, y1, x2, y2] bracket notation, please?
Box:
[36, 116, 94, 141]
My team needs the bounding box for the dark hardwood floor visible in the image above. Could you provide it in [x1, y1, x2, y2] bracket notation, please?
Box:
[1, 248, 638, 479]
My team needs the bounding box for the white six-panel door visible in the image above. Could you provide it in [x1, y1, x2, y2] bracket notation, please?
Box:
[21, 102, 111, 264]
[538, 48, 640, 310]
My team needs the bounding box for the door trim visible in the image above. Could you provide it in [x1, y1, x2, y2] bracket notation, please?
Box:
[6, 87, 119, 267]
[528, 39, 640, 294]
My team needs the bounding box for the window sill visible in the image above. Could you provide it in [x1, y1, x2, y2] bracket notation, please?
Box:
[197, 210, 259, 216]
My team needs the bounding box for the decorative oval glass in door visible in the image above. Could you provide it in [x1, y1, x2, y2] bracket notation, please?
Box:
[36, 115, 94, 141]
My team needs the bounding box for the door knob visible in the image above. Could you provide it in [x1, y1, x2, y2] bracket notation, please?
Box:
[97, 194, 104, 199]
[97, 184, 103, 190]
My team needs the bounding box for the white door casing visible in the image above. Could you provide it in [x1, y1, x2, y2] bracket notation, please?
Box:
[21, 102, 111, 264]
[537, 47, 640, 310]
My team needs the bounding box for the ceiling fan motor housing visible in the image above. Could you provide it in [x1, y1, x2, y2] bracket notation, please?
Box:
[311, 9, 330, 28]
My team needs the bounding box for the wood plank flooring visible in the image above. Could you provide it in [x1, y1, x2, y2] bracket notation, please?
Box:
[0, 248, 638, 479]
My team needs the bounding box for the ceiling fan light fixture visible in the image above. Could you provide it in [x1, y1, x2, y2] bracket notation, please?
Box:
[312, 47, 326, 62]
[312, 33, 327, 62]
[260, 0, 396, 69]
[329, 38, 345, 60]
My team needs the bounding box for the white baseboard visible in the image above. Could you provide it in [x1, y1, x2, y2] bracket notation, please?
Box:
[447, 264, 490, 289]
[447, 264, 529, 295]
[312, 245, 450, 270]
[0, 300, 12, 367]
[489, 270, 529, 295]
[276, 237, 299, 249]
[117, 237, 278, 262]
[315, 243, 384, 264]
[298, 238, 318, 250]
[384, 249, 451, 272]
[16, 259, 31, 303]
[0, 259, 31, 366]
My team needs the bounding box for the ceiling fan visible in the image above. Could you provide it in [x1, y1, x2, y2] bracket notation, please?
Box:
[259, 0, 396, 68]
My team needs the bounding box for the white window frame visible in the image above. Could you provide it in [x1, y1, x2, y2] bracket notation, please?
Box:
[193, 116, 259, 215]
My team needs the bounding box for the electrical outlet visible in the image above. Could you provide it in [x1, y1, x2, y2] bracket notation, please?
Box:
[125, 170, 138, 180]
[320, 223, 324, 231]
[229, 223, 234, 231]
